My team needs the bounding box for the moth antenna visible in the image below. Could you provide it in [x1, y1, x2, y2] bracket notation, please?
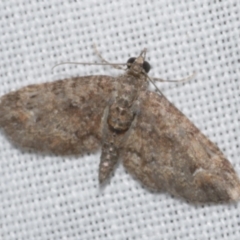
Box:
[144, 73, 166, 97]
[93, 44, 125, 70]
[153, 71, 197, 83]
[51, 61, 127, 72]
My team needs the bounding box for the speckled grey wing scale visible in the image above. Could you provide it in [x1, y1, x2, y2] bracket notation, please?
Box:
[121, 90, 240, 202]
[0, 76, 114, 155]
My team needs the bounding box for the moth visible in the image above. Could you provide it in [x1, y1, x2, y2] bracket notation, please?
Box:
[0, 48, 240, 203]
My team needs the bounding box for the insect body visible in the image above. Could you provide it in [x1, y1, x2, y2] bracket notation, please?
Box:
[0, 49, 240, 203]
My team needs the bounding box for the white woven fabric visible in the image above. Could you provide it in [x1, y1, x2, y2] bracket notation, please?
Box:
[0, 1, 240, 239]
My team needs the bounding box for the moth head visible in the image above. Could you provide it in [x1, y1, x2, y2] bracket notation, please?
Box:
[127, 48, 151, 75]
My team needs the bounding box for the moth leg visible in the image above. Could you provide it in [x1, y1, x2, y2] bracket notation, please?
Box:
[93, 44, 125, 70]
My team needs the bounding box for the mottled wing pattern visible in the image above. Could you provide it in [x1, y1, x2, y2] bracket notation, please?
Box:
[0, 76, 115, 155]
[122, 91, 240, 202]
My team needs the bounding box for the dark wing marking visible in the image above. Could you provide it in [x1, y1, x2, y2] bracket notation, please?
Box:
[0, 76, 115, 155]
[122, 91, 240, 202]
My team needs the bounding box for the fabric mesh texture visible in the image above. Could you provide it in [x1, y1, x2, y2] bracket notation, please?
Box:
[0, 1, 240, 239]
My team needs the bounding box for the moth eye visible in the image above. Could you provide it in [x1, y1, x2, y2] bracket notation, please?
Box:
[127, 57, 136, 68]
[143, 61, 151, 73]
